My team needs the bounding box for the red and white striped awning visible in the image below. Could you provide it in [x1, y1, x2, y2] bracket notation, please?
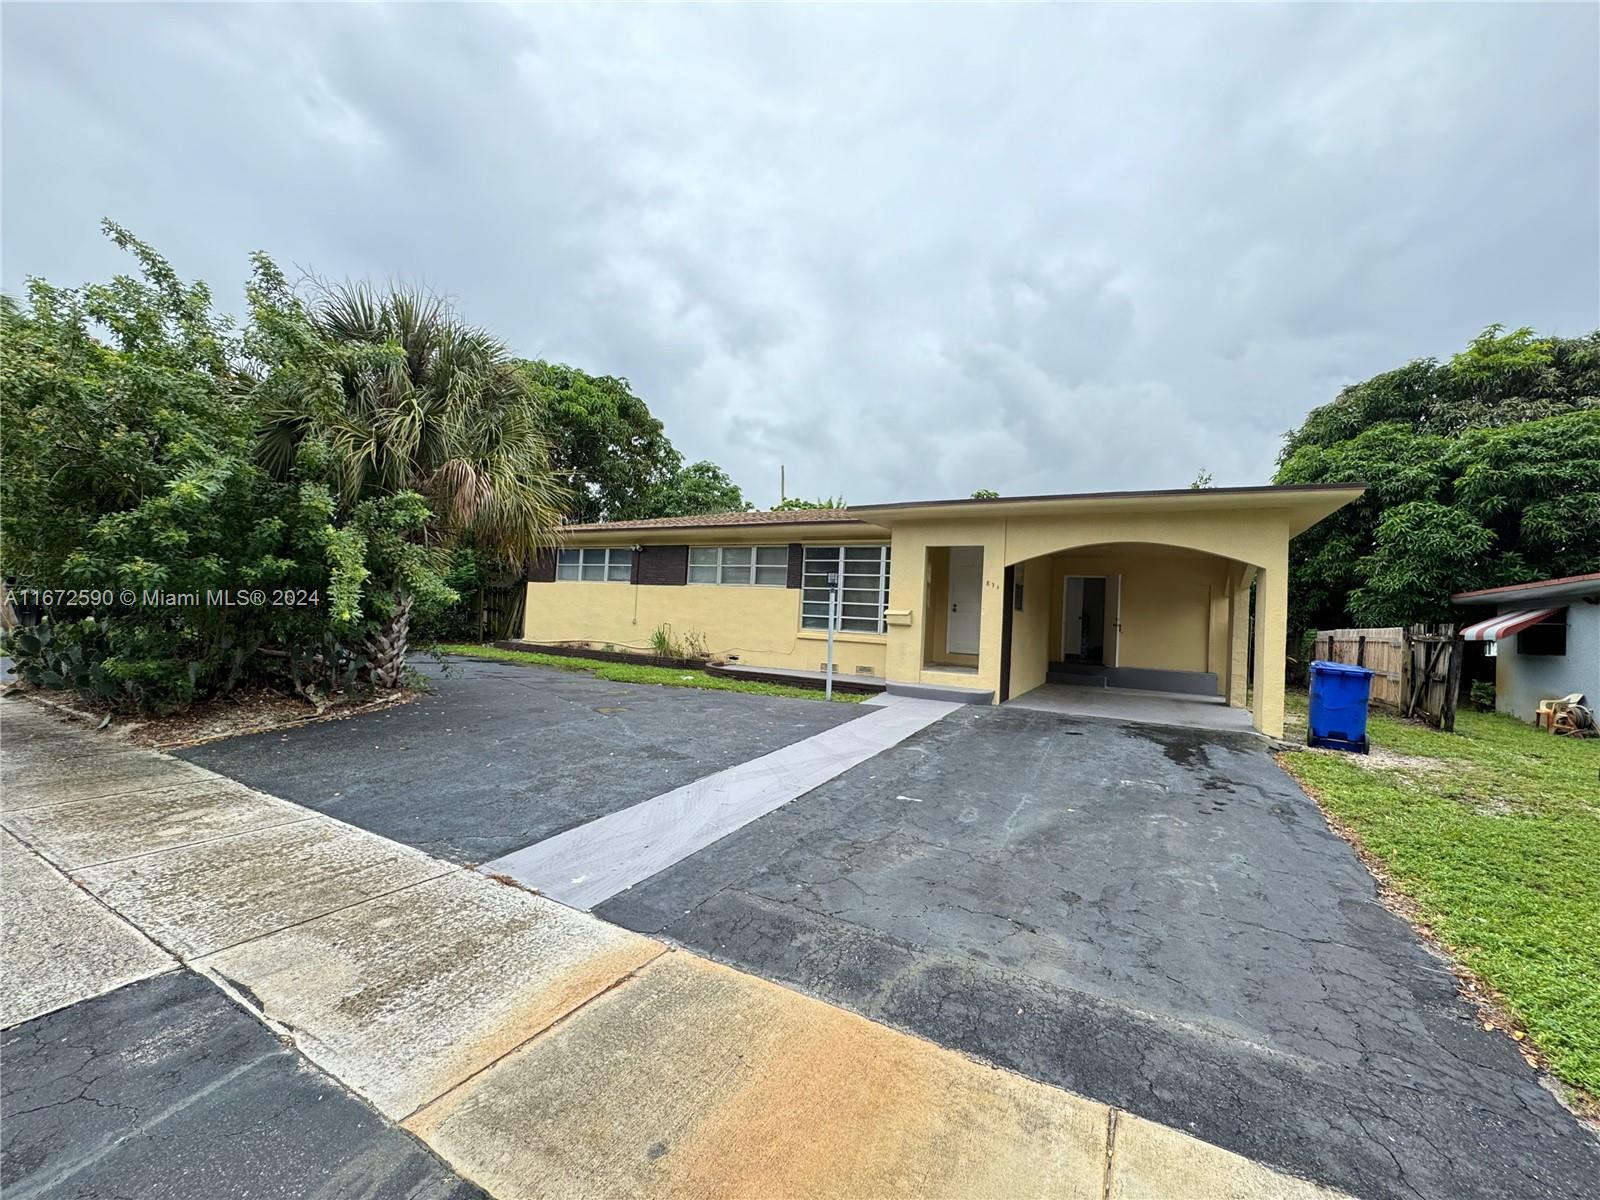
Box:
[1459, 608, 1562, 642]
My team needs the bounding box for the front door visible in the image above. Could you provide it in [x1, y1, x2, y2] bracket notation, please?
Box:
[946, 547, 983, 655]
[1063, 576, 1107, 663]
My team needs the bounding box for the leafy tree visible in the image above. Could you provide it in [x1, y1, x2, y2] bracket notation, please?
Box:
[773, 495, 846, 510]
[1187, 471, 1213, 490]
[255, 275, 565, 684]
[2, 224, 567, 710]
[970, 489, 1000, 500]
[0, 225, 274, 710]
[1275, 325, 1600, 630]
[518, 361, 681, 523]
[638, 460, 750, 517]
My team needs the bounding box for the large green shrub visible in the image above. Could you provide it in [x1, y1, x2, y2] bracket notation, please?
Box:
[0, 224, 494, 711]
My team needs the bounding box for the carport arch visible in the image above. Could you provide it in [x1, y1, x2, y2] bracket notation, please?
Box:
[998, 539, 1265, 726]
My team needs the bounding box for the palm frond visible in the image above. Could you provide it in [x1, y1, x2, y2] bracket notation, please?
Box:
[255, 278, 565, 557]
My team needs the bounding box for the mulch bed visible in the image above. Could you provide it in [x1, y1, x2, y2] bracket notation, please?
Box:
[5, 683, 419, 751]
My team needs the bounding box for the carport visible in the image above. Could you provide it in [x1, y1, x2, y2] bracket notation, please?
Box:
[854, 483, 1364, 737]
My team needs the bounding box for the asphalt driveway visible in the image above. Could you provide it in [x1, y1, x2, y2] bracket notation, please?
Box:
[176, 660, 1599, 1200]
[598, 705, 1600, 1200]
[2, 970, 482, 1200]
[178, 657, 865, 865]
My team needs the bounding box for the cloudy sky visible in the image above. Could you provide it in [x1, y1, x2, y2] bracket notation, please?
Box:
[4, 3, 1596, 507]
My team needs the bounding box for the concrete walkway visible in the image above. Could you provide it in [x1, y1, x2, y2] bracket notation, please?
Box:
[479, 693, 958, 909]
[2, 695, 1345, 1199]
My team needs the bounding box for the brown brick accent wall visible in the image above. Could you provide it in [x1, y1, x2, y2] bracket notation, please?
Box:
[635, 544, 689, 586]
[526, 549, 556, 583]
[787, 543, 805, 589]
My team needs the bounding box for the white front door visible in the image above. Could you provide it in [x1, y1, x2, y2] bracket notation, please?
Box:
[946, 547, 983, 655]
[1104, 572, 1121, 667]
[1064, 577, 1086, 657]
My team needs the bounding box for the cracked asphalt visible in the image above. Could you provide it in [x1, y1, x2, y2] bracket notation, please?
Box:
[1, 970, 483, 1199]
[178, 657, 865, 864]
[597, 704, 1600, 1200]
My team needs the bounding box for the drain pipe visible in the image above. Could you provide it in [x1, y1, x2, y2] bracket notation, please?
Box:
[825, 573, 838, 701]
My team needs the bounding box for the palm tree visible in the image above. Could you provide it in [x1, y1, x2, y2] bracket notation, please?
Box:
[257, 281, 565, 686]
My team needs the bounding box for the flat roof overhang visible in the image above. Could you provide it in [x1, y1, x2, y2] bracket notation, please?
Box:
[848, 482, 1366, 538]
[558, 518, 891, 546]
[1451, 573, 1600, 607]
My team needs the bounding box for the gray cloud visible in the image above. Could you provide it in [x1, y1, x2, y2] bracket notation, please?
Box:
[5, 2, 1596, 506]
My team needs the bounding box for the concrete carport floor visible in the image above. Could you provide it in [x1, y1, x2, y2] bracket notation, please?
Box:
[1005, 682, 1257, 732]
[598, 704, 1600, 1200]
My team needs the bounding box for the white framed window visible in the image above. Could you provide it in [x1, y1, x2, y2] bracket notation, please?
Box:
[688, 545, 788, 586]
[801, 545, 891, 633]
[556, 547, 632, 582]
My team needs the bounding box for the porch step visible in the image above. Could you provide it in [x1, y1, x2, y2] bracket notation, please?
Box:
[1047, 664, 1220, 697]
[885, 681, 994, 705]
[1048, 664, 1109, 688]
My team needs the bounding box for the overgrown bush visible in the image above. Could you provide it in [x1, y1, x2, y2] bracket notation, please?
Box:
[646, 624, 711, 661]
[0, 223, 557, 712]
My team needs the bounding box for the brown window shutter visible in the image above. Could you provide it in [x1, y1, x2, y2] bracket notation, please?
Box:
[527, 549, 556, 583]
[786, 544, 805, 589]
[636, 544, 689, 586]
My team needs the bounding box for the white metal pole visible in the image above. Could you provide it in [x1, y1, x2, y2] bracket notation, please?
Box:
[825, 573, 838, 700]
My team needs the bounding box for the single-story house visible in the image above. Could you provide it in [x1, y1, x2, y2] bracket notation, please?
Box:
[1453, 573, 1600, 720]
[523, 483, 1365, 738]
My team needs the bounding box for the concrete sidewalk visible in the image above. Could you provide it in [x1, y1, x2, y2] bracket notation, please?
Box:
[1, 695, 1345, 1199]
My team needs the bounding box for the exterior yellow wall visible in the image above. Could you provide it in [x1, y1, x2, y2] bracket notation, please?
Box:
[530, 499, 1317, 737]
[1044, 551, 1228, 677]
[1007, 555, 1054, 698]
[523, 581, 888, 679]
[883, 519, 1011, 694]
[882, 507, 1295, 736]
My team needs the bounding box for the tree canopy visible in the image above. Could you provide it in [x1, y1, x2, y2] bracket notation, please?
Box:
[638, 460, 751, 517]
[518, 360, 752, 521]
[0, 224, 565, 708]
[517, 361, 679, 523]
[1274, 325, 1600, 631]
[254, 275, 566, 683]
[773, 495, 845, 510]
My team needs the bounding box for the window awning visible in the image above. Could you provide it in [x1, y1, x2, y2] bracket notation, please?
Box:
[1459, 608, 1562, 642]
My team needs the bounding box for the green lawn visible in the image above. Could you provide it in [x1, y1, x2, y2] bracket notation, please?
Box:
[429, 642, 866, 704]
[1278, 695, 1599, 1102]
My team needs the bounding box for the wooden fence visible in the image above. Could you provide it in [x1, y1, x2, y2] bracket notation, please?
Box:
[1310, 627, 1404, 707]
[474, 572, 527, 642]
[1402, 623, 1462, 733]
[1310, 623, 1463, 731]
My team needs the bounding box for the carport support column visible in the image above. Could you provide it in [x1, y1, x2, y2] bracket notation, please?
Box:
[1227, 566, 1254, 709]
[1250, 553, 1288, 739]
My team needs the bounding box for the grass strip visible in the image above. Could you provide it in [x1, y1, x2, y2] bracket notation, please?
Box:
[1279, 694, 1599, 1101]
[429, 642, 867, 704]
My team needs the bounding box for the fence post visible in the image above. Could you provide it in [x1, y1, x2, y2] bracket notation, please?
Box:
[1402, 626, 1416, 716]
[1442, 632, 1462, 733]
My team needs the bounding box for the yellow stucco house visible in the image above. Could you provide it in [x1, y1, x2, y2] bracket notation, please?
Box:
[522, 484, 1365, 738]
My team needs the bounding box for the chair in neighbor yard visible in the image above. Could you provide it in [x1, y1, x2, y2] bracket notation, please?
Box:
[1536, 692, 1595, 737]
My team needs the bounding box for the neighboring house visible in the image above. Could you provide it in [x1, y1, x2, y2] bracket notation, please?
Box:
[1453, 573, 1600, 720]
[524, 483, 1364, 738]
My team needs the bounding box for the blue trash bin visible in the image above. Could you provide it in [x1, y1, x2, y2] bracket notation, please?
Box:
[1308, 660, 1374, 753]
